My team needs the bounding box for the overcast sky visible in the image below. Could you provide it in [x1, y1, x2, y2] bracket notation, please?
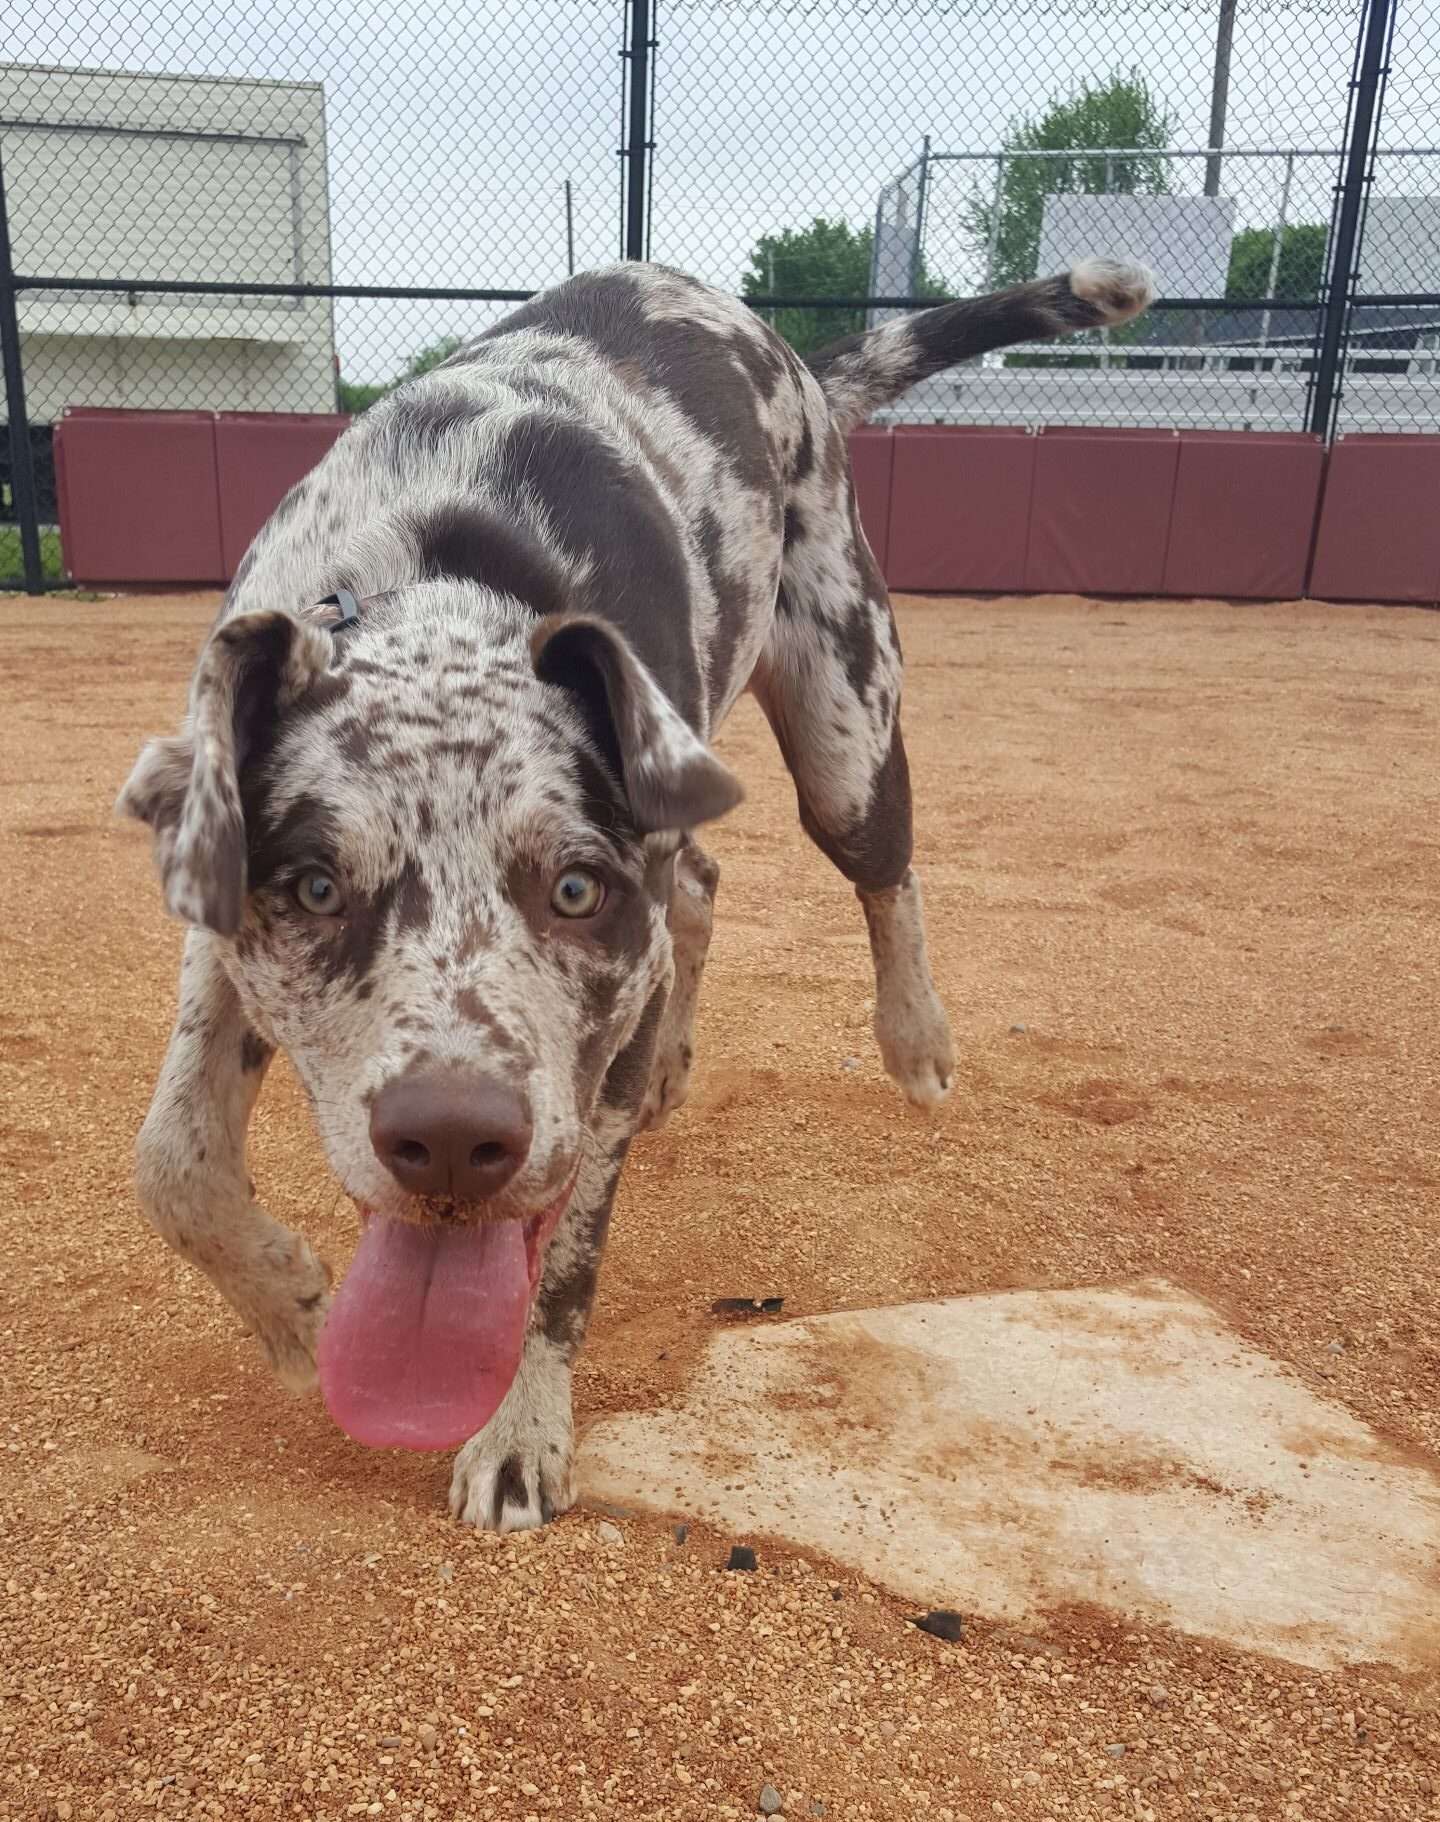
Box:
[4, 0, 1437, 381]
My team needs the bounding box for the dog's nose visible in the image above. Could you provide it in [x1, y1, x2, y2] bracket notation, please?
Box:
[369, 1070, 533, 1202]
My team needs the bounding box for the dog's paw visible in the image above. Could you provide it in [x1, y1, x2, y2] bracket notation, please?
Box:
[448, 1342, 575, 1531]
[449, 1433, 574, 1532]
[636, 1043, 692, 1132]
[246, 1231, 332, 1395]
[861, 874, 955, 1110]
[874, 986, 956, 1109]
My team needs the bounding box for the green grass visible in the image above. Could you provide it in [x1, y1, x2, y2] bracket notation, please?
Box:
[0, 525, 65, 588]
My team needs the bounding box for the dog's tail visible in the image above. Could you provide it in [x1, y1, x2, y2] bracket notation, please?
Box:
[806, 257, 1156, 432]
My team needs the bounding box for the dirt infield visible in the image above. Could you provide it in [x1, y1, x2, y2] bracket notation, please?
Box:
[2, 589, 1439, 1821]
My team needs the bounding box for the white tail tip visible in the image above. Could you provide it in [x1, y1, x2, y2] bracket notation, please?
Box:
[1068, 257, 1157, 324]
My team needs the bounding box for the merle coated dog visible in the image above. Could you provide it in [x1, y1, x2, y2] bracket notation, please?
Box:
[121, 257, 1153, 1529]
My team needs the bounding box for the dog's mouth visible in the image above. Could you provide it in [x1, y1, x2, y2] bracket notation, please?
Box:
[316, 1173, 576, 1452]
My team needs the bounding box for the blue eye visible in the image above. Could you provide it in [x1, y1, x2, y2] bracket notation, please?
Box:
[295, 871, 344, 916]
[550, 868, 605, 919]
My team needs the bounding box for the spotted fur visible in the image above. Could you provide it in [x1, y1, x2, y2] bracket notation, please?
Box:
[808, 257, 1155, 432]
[119, 257, 1152, 1529]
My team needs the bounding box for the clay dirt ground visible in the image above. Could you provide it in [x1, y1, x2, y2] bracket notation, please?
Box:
[2, 589, 1438, 1822]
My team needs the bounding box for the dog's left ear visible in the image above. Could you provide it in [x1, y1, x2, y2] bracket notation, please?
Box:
[118, 609, 333, 934]
[531, 614, 742, 834]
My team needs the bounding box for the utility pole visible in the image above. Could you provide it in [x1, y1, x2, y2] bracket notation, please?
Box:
[1204, 0, 1238, 197]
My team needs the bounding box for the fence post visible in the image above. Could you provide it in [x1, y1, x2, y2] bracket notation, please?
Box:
[911, 135, 931, 295]
[1258, 151, 1295, 353]
[983, 154, 1004, 289]
[0, 148, 45, 595]
[1204, 0, 1238, 198]
[866, 191, 886, 330]
[621, 0, 655, 262]
[1307, 0, 1396, 437]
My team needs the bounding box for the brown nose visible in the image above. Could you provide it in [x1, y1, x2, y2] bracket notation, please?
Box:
[369, 1070, 532, 1202]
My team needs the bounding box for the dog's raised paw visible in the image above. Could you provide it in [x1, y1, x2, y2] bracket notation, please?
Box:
[248, 1233, 331, 1395]
[637, 1048, 691, 1131]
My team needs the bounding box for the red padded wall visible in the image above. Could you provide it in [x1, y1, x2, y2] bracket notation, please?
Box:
[53, 410, 1440, 608]
[54, 408, 223, 586]
[1308, 434, 1440, 605]
[1025, 426, 1180, 596]
[886, 427, 1035, 594]
[1163, 432, 1325, 601]
[215, 412, 350, 578]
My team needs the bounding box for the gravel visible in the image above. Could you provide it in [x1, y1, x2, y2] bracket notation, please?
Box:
[4, 590, 1440, 1822]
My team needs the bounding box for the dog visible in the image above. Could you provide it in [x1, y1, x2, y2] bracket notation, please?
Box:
[120, 257, 1153, 1529]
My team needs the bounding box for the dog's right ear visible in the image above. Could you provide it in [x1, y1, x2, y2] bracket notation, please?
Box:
[118, 609, 333, 935]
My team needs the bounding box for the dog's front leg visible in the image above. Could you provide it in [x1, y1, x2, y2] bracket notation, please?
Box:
[449, 986, 666, 1532]
[135, 928, 331, 1390]
[448, 1140, 626, 1532]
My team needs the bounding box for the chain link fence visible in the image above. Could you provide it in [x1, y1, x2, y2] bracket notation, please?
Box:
[1, 0, 1434, 588]
[868, 143, 1440, 433]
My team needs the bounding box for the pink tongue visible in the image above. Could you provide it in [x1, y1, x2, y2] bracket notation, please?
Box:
[318, 1217, 531, 1450]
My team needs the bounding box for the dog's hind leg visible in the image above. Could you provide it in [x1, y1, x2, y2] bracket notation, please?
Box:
[753, 480, 954, 1108]
[134, 929, 332, 1388]
[637, 837, 718, 1131]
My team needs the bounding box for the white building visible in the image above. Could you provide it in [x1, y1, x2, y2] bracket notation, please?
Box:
[2, 62, 337, 421]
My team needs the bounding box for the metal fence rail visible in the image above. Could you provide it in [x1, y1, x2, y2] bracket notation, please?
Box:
[1, 0, 1432, 592]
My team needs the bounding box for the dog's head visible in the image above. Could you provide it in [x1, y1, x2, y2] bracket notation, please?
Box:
[120, 585, 740, 1447]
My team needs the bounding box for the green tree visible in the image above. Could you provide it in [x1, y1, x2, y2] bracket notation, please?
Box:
[965, 72, 1173, 290]
[741, 217, 948, 356]
[337, 333, 468, 415]
[403, 333, 467, 377]
[337, 375, 388, 414]
[1225, 221, 1327, 302]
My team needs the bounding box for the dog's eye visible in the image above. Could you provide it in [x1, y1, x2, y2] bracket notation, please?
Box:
[294, 871, 345, 916]
[550, 867, 605, 919]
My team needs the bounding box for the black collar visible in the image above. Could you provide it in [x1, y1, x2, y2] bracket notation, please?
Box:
[318, 589, 362, 632]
